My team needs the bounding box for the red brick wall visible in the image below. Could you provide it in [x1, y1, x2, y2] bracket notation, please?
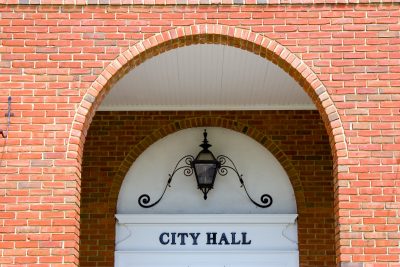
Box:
[0, 3, 399, 267]
[81, 110, 334, 267]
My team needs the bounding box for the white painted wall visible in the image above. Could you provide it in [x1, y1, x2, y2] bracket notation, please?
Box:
[117, 127, 297, 214]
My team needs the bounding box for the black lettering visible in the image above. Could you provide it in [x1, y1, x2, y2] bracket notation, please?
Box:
[242, 232, 252, 245]
[218, 233, 230, 245]
[206, 232, 217, 245]
[159, 232, 169, 245]
[190, 232, 200, 245]
[171, 232, 176, 245]
[230, 232, 241, 245]
[176, 233, 189, 245]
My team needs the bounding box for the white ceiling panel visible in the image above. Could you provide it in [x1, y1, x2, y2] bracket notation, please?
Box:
[99, 44, 315, 111]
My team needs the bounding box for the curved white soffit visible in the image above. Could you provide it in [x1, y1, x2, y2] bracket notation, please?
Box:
[117, 127, 297, 214]
[99, 44, 315, 111]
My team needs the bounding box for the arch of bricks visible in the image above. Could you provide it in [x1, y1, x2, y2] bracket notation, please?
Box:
[67, 25, 347, 169]
[107, 117, 306, 213]
[69, 24, 346, 264]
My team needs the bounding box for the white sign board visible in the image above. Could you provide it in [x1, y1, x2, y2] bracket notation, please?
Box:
[115, 214, 299, 267]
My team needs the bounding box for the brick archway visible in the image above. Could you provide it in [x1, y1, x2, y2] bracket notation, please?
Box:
[68, 24, 346, 167]
[107, 117, 306, 212]
[74, 24, 345, 266]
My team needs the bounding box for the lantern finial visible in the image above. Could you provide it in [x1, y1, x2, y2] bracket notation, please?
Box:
[200, 129, 211, 151]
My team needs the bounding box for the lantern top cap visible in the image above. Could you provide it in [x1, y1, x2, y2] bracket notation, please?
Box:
[199, 129, 212, 151]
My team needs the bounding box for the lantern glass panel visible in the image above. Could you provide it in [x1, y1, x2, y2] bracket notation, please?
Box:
[194, 163, 217, 187]
[196, 151, 215, 161]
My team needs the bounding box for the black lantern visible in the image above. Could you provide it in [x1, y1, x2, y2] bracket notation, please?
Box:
[191, 130, 221, 200]
[138, 129, 273, 209]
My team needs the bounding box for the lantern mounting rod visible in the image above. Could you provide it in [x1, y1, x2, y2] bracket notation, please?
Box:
[137, 129, 273, 209]
[0, 96, 13, 139]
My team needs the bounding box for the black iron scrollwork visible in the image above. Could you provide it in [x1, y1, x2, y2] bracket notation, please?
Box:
[138, 155, 194, 208]
[217, 155, 273, 208]
[138, 129, 273, 209]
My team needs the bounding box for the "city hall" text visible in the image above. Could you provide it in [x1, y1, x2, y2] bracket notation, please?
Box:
[159, 232, 252, 246]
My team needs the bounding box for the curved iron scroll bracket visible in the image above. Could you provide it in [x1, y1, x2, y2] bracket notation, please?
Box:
[217, 155, 273, 208]
[138, 155, 194, 208]
[137, 153, 273, 209]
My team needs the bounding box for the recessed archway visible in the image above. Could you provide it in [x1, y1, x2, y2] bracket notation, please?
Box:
[81, 111, 335, 266]
[76, 24, 344, 267]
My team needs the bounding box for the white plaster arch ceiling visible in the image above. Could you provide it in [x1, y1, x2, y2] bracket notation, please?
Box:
[100, 44, 315, 111]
